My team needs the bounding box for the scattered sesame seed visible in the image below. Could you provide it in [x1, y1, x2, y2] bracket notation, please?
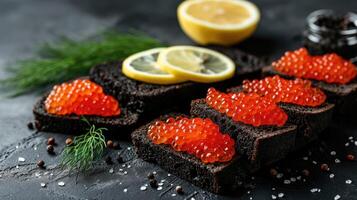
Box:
[330, 151, 336, 156]
[290, 177, 296, 182]
[123, 188, 128, 193]
[171, 193, 177, 197]
[278, 193, 284, 198]
[18, 157, 25, 162]
[158, 182, 164, 186]
[40, 183, 46, 188]
[335, 159, 341, 164]
[58, 181, 65, 187]
[354, 141, 357, 146]
[153, 171, 157, 175]
[284, 180, 291, 184]
[346, 179, 352, 184]
[109, 168, 114, 173]
[168, 173, 171, 177]
[312, 161, 317, 165]
[272, 187, 276, 191]
[157, 186, 163, 191]
[345, 143, 350, 147]
[127, 165, 131, 168]
[303, 157, 308, 161]
[271, 195, 277, 199]
[296, 176, 302, 180]
[329, 174, 335, 179]
[334, 194, 341, 200]
[124, 171, 128, 175]
[140, 186, 147, 191]
[247, 190, 251, 194]
[349, 136, 354, 140]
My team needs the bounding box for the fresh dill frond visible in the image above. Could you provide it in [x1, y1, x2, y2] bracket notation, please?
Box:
[61, 118, 107, 172]
[1, 31, 163, 95]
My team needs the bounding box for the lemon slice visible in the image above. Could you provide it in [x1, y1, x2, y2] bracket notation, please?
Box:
[122, 48, 186, 85]
[177, 0, 260, 46]
[157, 46, 235, 83]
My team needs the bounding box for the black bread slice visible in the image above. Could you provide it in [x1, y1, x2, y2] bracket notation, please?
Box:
[190, 99, 297, 167]
[227, 86, 335, 149]
[263, 65, 357, 116]
[33, 95, 140, 137]
[131, 114, 251, 194]
[89, 48, 267, 117]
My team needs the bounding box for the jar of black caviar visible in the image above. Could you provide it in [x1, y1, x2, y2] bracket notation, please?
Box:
[303, 9, 357, 60]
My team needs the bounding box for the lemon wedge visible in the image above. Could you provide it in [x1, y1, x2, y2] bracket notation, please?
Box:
[177, 0, 260, 46]
[122, 48, 186, 85]
[157, 46, 235, 83]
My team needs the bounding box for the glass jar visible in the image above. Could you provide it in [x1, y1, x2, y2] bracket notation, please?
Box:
[303, 9, 357, 60]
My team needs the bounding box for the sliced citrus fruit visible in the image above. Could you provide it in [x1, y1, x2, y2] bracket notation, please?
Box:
[177, 0, 260, 46]
[122, 48, 186, 85]
[157, 46, 235, 83]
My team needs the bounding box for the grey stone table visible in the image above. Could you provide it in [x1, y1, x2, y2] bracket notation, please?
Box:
[0, 0, 357, 199]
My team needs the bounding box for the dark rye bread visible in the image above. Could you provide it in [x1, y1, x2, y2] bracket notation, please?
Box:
[33, 95, 140, 137]
[131, 114, 252, 194]
[227, 86, 335, 149]
[89, 48, 267, 117]
[263, 65, 357, 116]
[190, 99, 297, 167]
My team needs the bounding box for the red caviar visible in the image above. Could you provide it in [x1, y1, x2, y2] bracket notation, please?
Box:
[206, 88, 287, 127]
[45, 79, 120, 116]
[242, 76, 326, 107]
[272, 48, 357, 84]
[148, 117, 235, 164]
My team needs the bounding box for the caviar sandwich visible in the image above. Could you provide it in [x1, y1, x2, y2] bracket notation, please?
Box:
[132, 115, 252, 194]
[33, 79, 140, 135]
[228, 75, 335, 149]
[190, 88, 297, 167]
[263, 48, 357, 115]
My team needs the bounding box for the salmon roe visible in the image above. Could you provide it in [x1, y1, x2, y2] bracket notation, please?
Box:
[148, 117, 235, 164]
[242, 76, 326, 107]
[206, 88, 288, 127]
[272, 48, 357, 84]
[45, 79, 120, 116]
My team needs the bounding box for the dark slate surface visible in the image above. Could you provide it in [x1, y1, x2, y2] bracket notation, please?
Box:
[0, 0, 357, 199]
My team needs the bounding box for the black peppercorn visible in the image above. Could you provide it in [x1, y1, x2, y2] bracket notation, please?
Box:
[47, 137, 55, 145]
[47, 145, 54, 154]
[175, 186, 184, 194]
[147, 172, 155, 180]
[105, 156, 113, 165]
[37, 160, 45, 168]
[149, 179, 158, 188]
[112, 141, 121, 150]
[27, 122, 34, 130]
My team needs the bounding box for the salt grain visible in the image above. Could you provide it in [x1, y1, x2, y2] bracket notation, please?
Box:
[123, 188, 128, 193]
[58, 181, 65, 187]
[18, 157, 25, 162]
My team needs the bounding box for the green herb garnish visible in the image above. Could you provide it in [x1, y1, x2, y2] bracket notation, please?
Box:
[1, 31, 163, 95]
[61, 118, 107, 172]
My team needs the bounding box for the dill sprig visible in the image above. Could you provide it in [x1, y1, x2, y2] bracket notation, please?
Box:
[1, 31, 163, 95]
[61, 118, 107, 172]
